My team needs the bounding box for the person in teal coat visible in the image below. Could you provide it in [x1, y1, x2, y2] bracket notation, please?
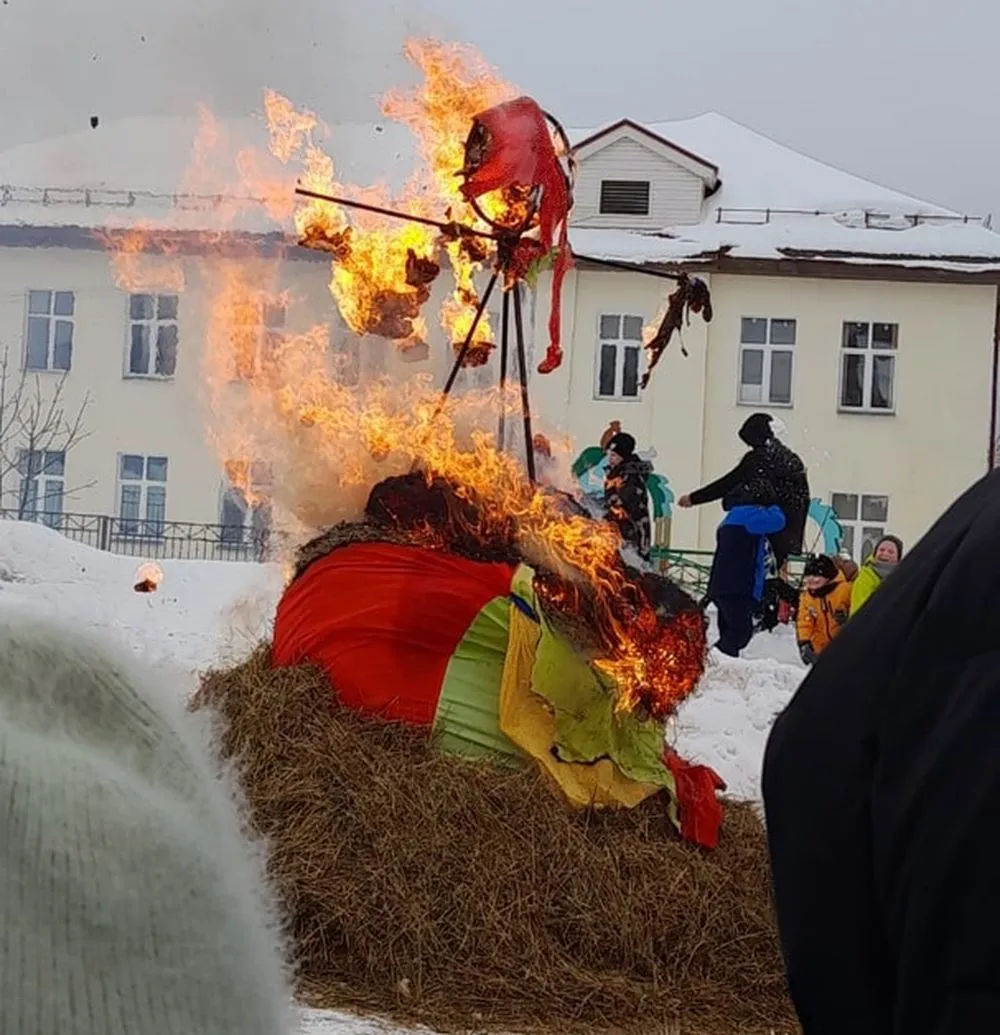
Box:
[850, 534, 903, 616]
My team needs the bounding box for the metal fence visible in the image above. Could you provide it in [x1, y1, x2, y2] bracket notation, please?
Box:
[3, 509, 814, 583]
[652, 547, 807, 598]
[1, 509, 273, 563]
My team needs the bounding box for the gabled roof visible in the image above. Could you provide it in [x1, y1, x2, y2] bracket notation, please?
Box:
[572, 118, 720, 188]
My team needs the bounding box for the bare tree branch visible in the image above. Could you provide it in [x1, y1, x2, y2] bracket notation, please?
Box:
[0, 344, 92, 519]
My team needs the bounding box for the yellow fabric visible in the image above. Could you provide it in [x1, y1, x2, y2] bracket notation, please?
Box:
[498, 601, 664, 809]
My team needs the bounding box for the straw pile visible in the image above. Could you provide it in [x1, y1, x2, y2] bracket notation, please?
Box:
[193, 647, 797, 1035]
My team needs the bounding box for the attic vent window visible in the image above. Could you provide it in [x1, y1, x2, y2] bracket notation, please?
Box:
[599, 179, 651, 216]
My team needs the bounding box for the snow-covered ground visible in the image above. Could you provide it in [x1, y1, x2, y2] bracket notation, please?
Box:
[0, 520, 804, 1034]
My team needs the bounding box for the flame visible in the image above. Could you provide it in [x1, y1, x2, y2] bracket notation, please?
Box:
[133, 562, 165, 593]
[95, 37, 706, 720]
[267, 39, 524, 358]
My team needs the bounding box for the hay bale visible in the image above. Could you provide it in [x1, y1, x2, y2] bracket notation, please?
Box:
[194, 648, 797, 1035]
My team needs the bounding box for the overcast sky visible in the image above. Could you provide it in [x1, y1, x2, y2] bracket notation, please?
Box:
[0, 0, 994, 218]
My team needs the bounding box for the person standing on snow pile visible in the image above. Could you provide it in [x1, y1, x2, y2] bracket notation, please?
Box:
[850, 534, 903, 617]
[705, 487, 786, 658]
[762, 468, 1000, 1034]
[678, 412, 810, 569]
[796, 554, 852, 666]
[604, 431, 653, 562]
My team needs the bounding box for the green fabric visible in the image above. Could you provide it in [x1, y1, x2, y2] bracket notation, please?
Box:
[571, 446, 605, 479]
[850, 562, 882, 616]
[433, 595, 521, 763]
[511, 563, 537, 607]
[530, 614, 674, 790]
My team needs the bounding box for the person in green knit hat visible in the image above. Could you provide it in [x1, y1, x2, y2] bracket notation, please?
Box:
[0, 611, 292, 1034]
[850, 534, 904, 616]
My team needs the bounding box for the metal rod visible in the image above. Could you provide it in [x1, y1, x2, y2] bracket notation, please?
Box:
[572, 253, 688, 282]
[512, 282, 536, 483]
[294, 186, 498, 241]
[433, 271, 499, 419]
[497, 288, 510, 452]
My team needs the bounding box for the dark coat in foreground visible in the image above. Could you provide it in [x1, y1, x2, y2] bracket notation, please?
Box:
[763, 468, 1000, 1034]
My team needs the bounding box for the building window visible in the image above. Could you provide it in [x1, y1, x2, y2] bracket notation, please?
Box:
[118, 453, 168, 537]
[831, 492, 889, 560]
[840, 322, 897, 412]
[739, 317, 795, 405]
[17, 449, 65, 527]
[599, 180, 651, 216]
[128, 293, 179, 377]
[25, 290, 75, 371]
[220, 460, 272, 547]
[332, 334, 362, 388]
[233, 302, 287, 381]
[595, 314, 643, 400]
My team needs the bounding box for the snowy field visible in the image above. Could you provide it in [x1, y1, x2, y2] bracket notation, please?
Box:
[0, 520, 805, 1034]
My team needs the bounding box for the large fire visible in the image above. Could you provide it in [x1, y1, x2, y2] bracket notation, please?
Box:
[99, 39, 706, 720]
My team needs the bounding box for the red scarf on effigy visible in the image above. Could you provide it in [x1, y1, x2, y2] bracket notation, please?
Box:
[459, 97, 572, 374]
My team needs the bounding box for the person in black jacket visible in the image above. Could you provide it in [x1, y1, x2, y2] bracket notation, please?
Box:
[678, 413, 810, 568]
[762, 468, 1000, 1034]
[604, 431, 652, 561]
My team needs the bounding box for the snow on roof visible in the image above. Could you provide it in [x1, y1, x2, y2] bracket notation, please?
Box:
[0, 114, 417, 235]
[571, 215, 1000, 274]
[571, 112, 955, 217]
[0, 109, 997, 271]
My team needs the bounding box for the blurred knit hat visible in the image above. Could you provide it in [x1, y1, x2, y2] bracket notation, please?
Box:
[607, 432, 636, 459]
[738, 413, 774, 448]
[804, 555, 838, 580]
[0, 612, 292, 1034]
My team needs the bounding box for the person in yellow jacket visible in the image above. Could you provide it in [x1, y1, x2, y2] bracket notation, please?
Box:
[850, 535, 904, 617]
[796, 554, 853, 665]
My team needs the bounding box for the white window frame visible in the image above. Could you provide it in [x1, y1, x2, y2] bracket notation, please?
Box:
[24, 290, 75, 372]
[594, 313, 643, 401]
[116, 453, 168, 539]
[737, 317, 796, 407]
[125, 292, 180, 379]
[219, 460, 273, 547]
[839, 321, 898, 414]
[830, 491, 890, 561]
[17, 448, 66, 527]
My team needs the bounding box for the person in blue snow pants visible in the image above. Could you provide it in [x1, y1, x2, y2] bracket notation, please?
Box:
[706, 489, 787, 658]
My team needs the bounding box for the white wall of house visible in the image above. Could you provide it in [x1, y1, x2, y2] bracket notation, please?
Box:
[695, 274, 997, 555]
[1, 238, 995, 563]
[570, 134, 706, 230]
[0, 243, 337, 528]
[530, 266, 997, 558]
[529, 266, 710, 547]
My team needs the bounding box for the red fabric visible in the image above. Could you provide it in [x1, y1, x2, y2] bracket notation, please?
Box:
[778, 599, 795, 625]
[459, 96, 572, 375]
[272, 543, 516, 726]
[664, 748, 727, 850]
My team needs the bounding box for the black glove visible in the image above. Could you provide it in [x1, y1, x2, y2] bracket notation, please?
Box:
[798, 642, 816, 666]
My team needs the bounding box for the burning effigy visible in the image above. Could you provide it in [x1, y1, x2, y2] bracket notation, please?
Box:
[271, 472, 717, 838]
[100, 36, 788, 1034]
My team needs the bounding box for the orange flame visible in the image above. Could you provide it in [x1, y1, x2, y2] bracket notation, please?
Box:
[96, 37, 705, 719]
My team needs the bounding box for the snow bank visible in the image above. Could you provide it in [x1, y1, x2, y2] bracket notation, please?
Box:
[0, 519, 805, 1035]
[0, 520, 284, 688]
